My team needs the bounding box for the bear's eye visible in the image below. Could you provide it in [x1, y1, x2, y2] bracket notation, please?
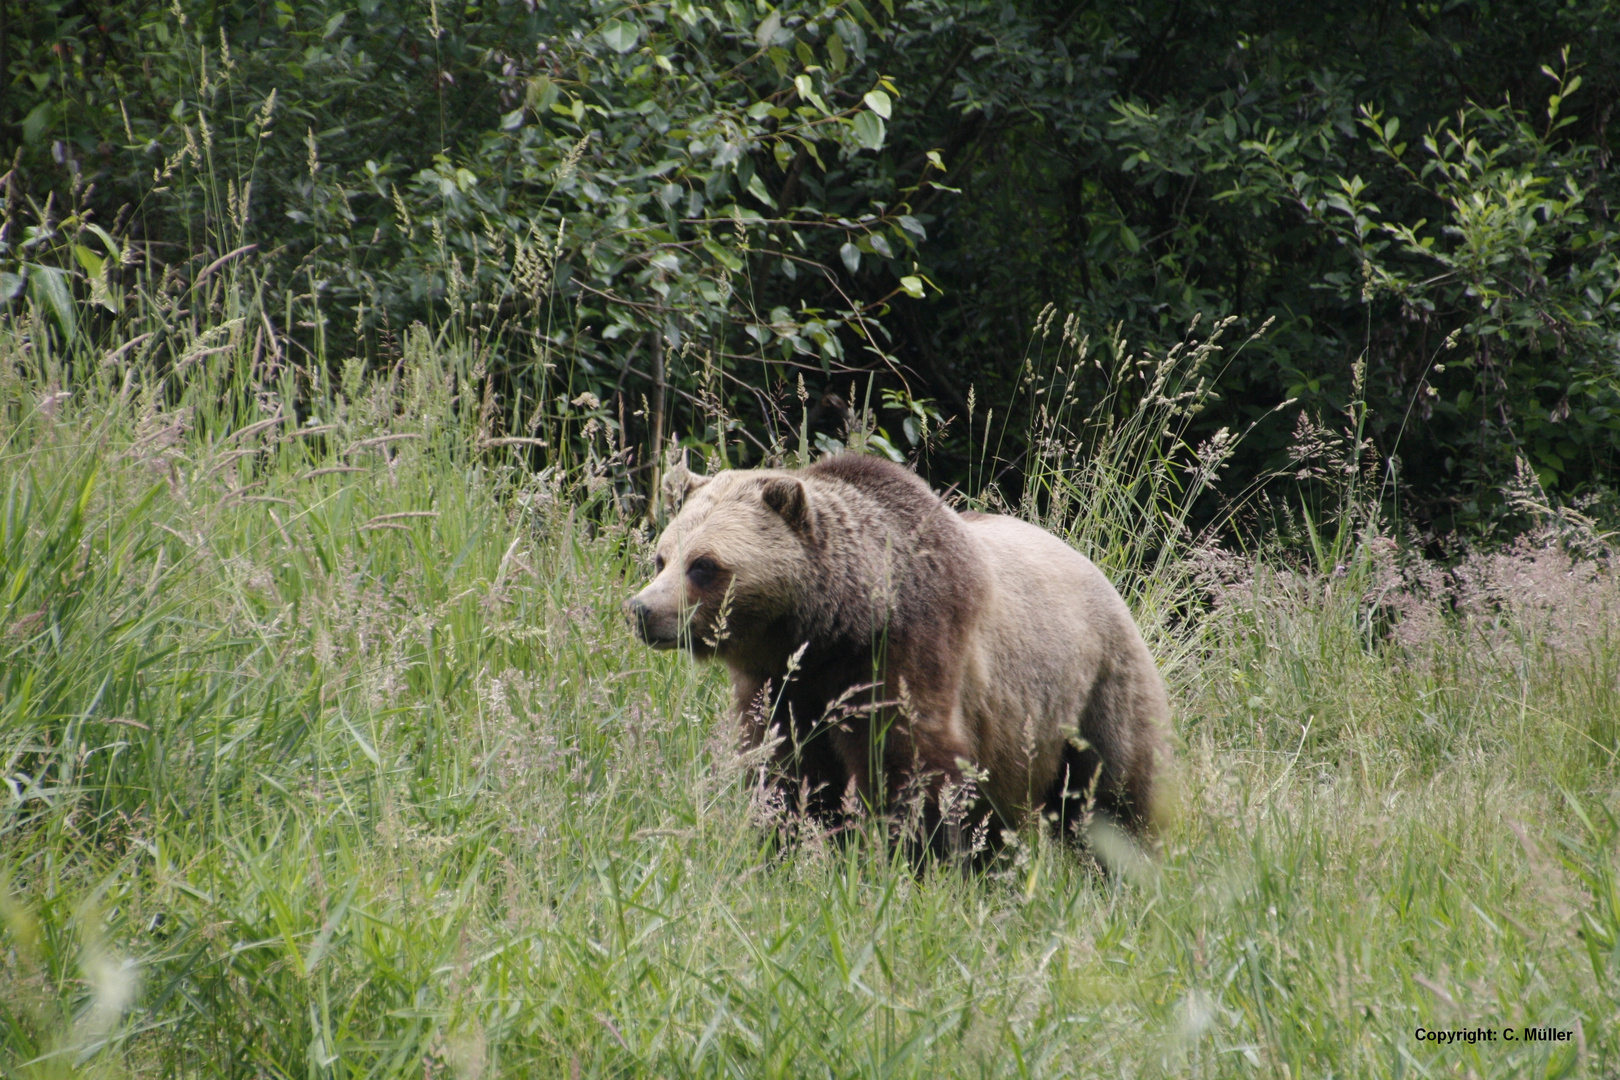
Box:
[654, 553, 666, 573]
[686, 556, 721, 587]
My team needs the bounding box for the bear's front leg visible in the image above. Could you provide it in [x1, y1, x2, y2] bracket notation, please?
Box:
[732, 672, 853, 827]
[870, 695, 978, 862]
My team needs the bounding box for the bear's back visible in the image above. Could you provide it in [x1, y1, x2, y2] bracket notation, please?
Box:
[803, 453, 941, 523]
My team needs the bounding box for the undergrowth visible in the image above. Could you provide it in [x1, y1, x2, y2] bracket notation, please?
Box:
[0, 308, 1617, 1078]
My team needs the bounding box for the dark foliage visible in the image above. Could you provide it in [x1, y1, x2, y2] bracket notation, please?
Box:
[4, 0, 1618, 530]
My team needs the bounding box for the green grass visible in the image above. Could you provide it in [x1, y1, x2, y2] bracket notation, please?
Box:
[1, 320, 1616, 1079]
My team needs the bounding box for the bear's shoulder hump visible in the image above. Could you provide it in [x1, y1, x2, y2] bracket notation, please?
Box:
[803, 453, 933, 502]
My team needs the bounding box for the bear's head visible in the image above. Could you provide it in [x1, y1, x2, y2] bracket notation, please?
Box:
[623, 462, 812, 662]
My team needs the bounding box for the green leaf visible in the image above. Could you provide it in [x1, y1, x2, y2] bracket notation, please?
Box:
[73, 245, 105, 279]
[83, 223, 122, 263]
[899, 275, 924, 298]
[1118, 224, 1141, 253]
[827, 34, 848, 74]
[0, 270, 26, 303]
[526, 75, 559, 113]
[755, 11, 781, 48]
[600, 19, 641, 54]
[863, 90, 892, 119]
[21, 103, 55, 146]
[29, 266, 77, 343]
[839, 242, 861, 274]
[867, 431, 905, 462]
[746, 174, 776, 209]
[702, 240, 744, 272]
[898, 215, 926, 240]
[853, 110, 886, 151]
[869, 233, 894, 259]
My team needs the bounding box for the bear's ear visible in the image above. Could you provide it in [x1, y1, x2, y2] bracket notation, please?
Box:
[660, 456, 711, 514]
[760, 476, 809, 532]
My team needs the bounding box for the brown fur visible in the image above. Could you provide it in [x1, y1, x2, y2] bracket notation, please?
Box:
[624, 454, 1169, 850]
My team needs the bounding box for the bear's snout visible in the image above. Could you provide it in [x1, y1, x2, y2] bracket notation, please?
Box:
[623, 595, 654, 641]
[623, 592, 678, 649]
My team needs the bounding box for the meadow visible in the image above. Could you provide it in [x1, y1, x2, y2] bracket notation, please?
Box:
[0, 302, 1615, 1080]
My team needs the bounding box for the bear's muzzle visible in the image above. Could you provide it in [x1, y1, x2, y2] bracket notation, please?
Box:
[623, 594, 680, 649]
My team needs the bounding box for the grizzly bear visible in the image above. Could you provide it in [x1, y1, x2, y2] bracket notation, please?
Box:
[623, 453, 1169, 851]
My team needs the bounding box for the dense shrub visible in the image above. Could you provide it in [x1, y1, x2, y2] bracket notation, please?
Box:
[5, 0, 1620, 527]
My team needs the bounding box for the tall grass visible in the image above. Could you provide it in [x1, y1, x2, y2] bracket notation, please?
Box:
[1, 290, 1617, 1079]
[994, 308, 1288, 679]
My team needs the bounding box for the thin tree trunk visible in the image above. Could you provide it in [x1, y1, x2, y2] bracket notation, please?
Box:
[0, 1, 11, 149]
[649, 322, 666, 512]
